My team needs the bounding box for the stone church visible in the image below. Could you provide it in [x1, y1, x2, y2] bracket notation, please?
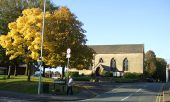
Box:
[89, 44, 144, 76]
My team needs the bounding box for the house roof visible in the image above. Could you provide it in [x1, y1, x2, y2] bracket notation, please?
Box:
[95, 64, 122, 72]
[89, 44, 144, 54]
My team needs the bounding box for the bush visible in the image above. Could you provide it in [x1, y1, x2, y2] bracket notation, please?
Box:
[113, 78, 138, 83]
[123, 72, 142, 79]
[90, 77, 99, 82]
[73, 76, 91, 81]
[100, 70, 113, 77]
[0, 70, 4, 75]
[65, 71, 79, 78]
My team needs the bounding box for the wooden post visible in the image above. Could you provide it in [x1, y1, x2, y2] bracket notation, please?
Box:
[14, 65, 17, 76]
[7, 66, 11, 79]
[25, 65, 28, 76]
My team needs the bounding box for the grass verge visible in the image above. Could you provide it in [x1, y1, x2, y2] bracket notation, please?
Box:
[0, 75, 80, 95]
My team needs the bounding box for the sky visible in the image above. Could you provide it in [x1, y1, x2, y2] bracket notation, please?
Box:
[51, 0, 170, 63]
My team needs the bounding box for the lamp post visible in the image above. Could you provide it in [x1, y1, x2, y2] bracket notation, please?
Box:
[38, 0, 46, 95]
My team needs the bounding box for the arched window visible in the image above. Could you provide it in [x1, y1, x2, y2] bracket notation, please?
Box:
[110, 58, 116, 71]
[99, 58, 104, 63]
[123, 58, 128, 71]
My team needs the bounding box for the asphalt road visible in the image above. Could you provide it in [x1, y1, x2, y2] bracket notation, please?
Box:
[81, 82, 165, 102]
[0, 97, 30, 102]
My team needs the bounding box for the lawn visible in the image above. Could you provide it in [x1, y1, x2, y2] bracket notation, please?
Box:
[0, 75, 53, 94]
[0, 75, 80, 95]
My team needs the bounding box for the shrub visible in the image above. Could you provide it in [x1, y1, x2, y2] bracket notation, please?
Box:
[73, 76, 91, 81]
[90, 77, 99, 82]
[123, 72, 142, 79]
[0, 70, 4, 75]
[65, 71, 79, 78]
[100, 70, 113, 77]
[113, 78, 137, 83]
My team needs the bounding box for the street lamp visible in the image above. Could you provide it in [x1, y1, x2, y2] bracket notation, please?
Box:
[38, 0, 46, 95]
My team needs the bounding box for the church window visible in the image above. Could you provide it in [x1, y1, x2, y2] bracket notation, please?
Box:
[110, 58, 116, 71]
[123, 58, 128, 71]
[99, 58, 104, 63]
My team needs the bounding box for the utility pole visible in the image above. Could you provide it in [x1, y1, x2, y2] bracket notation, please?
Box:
[38, 0, 46, 95]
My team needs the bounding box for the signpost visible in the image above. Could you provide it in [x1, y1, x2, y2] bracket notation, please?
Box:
[66, 48, 71, 69]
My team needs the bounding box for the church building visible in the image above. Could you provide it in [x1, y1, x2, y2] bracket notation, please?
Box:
[89, 44, 144, 76]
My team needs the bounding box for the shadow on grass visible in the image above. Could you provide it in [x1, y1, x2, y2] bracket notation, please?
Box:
[0, 76, 80, 95]
[0, 80, 38, 94]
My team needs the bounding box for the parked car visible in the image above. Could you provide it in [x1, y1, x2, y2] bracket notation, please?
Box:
[146, 78, 155, 82]
[32, 71, 43, 77]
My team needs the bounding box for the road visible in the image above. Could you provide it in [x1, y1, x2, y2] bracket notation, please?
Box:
[0, 82, 165, 102]
[81, 82, 164, 102]
[0, 97, 30, 102]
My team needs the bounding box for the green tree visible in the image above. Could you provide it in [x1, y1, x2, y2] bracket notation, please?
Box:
[0, 7, 94, 81]
[0, 0, 57, 79]
[144, 50, 157, 77]
[155, 58, 167, 81]
[0, 0, 56, 34]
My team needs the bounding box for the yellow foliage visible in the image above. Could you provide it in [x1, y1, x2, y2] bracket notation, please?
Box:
[0, 7, 80, 66]
[8, 22, 17, 30]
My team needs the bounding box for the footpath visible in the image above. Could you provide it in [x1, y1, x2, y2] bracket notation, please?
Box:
[162, 82, 170, 102]
[0, 90, 92, 102]
[156, 82, 170, 102]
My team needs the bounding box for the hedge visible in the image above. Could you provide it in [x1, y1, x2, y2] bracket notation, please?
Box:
[65, 71, 79, 78]
[123, 72, 142, 79]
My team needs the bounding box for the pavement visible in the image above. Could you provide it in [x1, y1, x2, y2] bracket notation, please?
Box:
[162, 82, 170, 102]
[0, 90, 92, 102]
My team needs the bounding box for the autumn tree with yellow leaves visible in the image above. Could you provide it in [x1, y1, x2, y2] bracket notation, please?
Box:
[0, 7, 94, 81]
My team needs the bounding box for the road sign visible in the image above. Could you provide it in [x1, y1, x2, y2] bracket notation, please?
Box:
[67, 48, 71, 54]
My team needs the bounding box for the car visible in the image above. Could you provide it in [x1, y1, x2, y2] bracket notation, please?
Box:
[32, 71, 43, 76]
[146, 78, 155, 82]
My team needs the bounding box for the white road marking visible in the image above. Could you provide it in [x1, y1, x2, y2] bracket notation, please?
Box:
[121, 88, 142, 101]
[121, 93, 133, 101]
[136, 88, 142, 92]
[95, 86, 122, 97]
[81, 86, 122, 101]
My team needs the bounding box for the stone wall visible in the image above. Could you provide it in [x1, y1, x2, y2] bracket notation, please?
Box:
[93, 53, 144, 73]
[68, 68, 92, 76]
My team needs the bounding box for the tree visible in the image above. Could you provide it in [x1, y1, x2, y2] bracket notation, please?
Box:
[0, 7, 94, 81]
[0, 0, 57, 34]
[155, 58, 167, 81]
[144, 50, 157, 77]
[0, 0, 57, 79]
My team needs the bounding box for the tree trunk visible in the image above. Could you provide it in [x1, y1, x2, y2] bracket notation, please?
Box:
[42, 66, 45, 77]
[25, 65, 28, 76]
[62, 66, 65, 79]
[14, 65, 17, 76]
[7, 66, 11, 79]
[27, 63, 31, 81]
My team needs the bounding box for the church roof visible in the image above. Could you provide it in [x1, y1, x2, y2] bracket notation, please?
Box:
[89, 44, 144, 54]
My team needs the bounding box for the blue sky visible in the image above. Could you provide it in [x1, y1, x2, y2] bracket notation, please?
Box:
[51, 0, 170, 63]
